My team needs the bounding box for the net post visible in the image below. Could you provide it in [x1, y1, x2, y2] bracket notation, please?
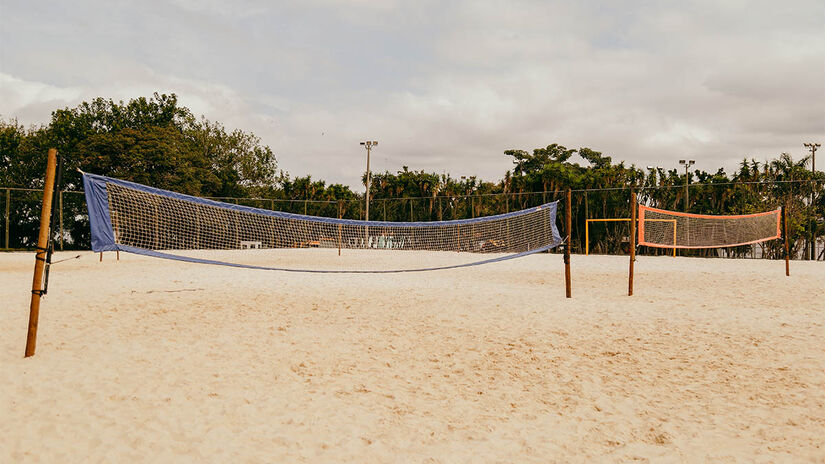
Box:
[564, 188, 572, 298]
[25, 148, 58, 357]
[628, 190, 636, 296]
[585, 219, 589, 256]
[783, 204, 789, 276]
[672, 219, 677, 257]
[337, 200, 343, 256]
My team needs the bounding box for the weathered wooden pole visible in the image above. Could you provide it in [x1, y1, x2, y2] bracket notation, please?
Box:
[628, 190, 637, 296]
[564, 189, 572, 298]
[783, 204, 789, 276]
[25, 149, 58, 357]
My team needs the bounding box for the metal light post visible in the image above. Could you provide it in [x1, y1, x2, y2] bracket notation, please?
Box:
[360, 140, 378, 221]
[804, 142, 820, 260]
[678, 159, 695, 212]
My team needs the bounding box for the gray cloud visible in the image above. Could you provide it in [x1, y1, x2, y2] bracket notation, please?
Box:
[1, 0, 823, 188]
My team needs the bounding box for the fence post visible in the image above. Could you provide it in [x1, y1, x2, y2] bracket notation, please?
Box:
[565, 189, 572, 298]
[59, 190, 64, 250]
[4, 188, 9, 249]
[628, 190, 637, 296]
[783, 204, 790, 276]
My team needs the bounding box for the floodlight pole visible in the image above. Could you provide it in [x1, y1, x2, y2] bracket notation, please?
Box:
[678, 159, 695, 212]
[360, 141, 378, 221]
[804, 142, 819, 261]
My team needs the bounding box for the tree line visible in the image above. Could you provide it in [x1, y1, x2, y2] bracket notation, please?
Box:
[1, 94, 822, 258]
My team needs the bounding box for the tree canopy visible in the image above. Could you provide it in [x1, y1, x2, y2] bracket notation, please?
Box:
[1, 94, 822, 258]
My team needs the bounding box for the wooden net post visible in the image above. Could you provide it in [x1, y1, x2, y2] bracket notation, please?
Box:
[564, 189, 572, 298]
[628, 190, 637, 296]
[783, 204, 789, 276]
[25, 148, 58, 357]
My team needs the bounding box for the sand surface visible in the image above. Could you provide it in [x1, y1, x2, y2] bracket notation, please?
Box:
[1, 250, 823, 462]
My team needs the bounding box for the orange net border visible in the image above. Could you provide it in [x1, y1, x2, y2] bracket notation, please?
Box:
[638, 205, 781, 249]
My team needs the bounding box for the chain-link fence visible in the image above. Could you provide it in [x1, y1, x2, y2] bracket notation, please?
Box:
[2, 181, 821, 260]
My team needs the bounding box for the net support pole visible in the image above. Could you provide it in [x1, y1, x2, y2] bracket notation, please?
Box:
[783, 204, 789, 276]
[628, 190, 636, 296]
[672, 220, 677, 257]
[337, 200, 342, 256]
[564, 188, 572, 298]
[25, 148, 58, 357]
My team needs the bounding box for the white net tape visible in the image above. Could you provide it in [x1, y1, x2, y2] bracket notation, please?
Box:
[638, 205, 780, 249]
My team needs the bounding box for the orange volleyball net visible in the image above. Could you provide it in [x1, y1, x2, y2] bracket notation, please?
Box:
[638, 205, 781, 249]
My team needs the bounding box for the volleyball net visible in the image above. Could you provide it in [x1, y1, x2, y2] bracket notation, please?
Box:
[638, 205, 781, 249]
[82, 173, 562, 272]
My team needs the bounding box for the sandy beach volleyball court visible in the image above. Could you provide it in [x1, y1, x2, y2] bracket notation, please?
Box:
[1, 251, 823, 462]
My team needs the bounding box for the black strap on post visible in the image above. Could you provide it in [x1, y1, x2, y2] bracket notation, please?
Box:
[40, 153, 63, 297]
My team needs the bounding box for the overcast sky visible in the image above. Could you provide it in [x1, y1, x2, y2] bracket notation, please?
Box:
[1, 0, 824, 188]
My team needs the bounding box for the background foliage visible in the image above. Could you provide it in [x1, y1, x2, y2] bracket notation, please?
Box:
[1, 94, 822, 258]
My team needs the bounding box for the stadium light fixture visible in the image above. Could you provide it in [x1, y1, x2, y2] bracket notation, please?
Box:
[360, 140, 378, 221]
[678, 160, 695, 211]
[803, 142, 820, 260]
